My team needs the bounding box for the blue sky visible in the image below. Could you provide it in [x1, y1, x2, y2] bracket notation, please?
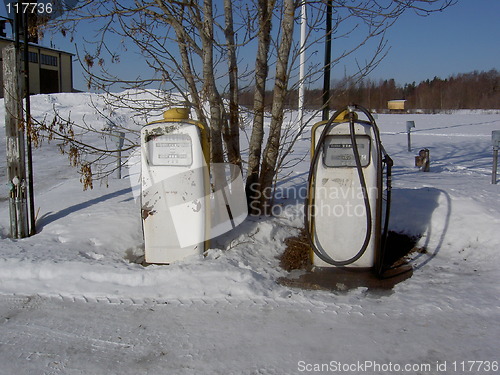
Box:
[368, 0, 500, 84]
[1, 0, 498, 91]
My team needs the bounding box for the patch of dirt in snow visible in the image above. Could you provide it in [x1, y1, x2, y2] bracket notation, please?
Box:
[278, 230, 423, 293]
[279, 227, 311, 272]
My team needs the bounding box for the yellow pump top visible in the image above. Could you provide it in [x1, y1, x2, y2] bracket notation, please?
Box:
[163, 107, 190, 121]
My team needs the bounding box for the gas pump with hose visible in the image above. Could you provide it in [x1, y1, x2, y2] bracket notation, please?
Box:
[305, 104, 396, 277]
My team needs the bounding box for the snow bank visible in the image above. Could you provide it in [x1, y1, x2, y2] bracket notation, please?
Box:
[0, 93, 499, 307]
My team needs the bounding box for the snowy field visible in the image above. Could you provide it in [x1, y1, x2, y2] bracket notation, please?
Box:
[0, 93, 499, 374]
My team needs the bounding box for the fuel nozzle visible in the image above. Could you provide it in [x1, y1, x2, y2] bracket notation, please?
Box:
[347, 105, 356, 120]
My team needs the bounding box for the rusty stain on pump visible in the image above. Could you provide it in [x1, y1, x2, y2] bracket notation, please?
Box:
[142, 208, 155, 220]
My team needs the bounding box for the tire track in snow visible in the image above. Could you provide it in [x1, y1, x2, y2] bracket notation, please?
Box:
[0, 291, 458, 320]
[0, 292, 353, 313]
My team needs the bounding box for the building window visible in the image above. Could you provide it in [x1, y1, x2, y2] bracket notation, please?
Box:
[20, 51, 39, 63]
[41, 54, 58, 67]
[29, 51, 38, 63]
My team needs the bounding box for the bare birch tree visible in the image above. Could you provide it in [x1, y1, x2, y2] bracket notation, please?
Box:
[257, 0, 295, 213]
[245, 0, 275, 212]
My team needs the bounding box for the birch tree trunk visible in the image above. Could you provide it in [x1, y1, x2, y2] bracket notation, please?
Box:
[245, 0, 275, 211]
[201, 0, 225, 166]
[223, 0, 241, 168]
[258, 0, 295, 212]
[157, 2, 208, 130]
[178, 41, 208, 131]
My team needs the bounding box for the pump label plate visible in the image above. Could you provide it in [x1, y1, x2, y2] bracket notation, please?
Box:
[148, 134, 193, 166]
[323, 135, 371, 167]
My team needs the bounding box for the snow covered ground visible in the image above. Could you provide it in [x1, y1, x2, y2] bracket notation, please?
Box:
[0, 93, 499, 374]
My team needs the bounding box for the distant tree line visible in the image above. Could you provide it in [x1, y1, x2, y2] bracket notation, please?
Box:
[239, 69, 500, 112]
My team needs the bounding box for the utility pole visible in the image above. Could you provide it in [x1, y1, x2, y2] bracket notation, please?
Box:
[3, 44, 28, 238]
[3, 0, 77, 236]
[2, 2, 36, 237]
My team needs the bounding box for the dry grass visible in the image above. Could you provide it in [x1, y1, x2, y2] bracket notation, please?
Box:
[279, 227, 312, 271]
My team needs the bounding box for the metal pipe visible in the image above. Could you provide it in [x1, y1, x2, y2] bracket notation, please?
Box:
[8, 183, 17, 238]
[298, 1, 306, 133]
[492, 131, 500, 184]
[493, 149, 498, 184]
[322, 0, 332, 121]
[113, 131, 125, 179]
[14, 3, 19, 49]
[406, 121, 415, 152]
[23, 11, 36, 235]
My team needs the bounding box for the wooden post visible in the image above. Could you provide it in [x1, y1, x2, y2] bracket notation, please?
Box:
[3, 45, 28, 238]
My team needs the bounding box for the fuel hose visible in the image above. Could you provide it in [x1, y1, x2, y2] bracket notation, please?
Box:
[305, 104, 390, 269]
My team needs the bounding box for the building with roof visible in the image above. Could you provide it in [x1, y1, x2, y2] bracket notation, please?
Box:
[387, 99, 407, 112]
[0, 37, 73, 97]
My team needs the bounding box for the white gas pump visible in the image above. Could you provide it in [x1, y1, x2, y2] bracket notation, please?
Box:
[140, 108, 210, 264]
[305, 104, 393, 275]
